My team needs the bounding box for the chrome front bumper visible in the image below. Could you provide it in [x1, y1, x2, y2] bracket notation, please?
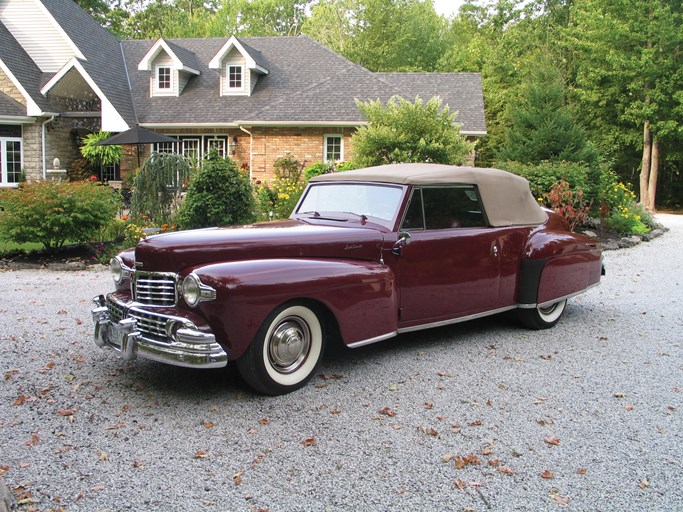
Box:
[91, 295, 228, 369]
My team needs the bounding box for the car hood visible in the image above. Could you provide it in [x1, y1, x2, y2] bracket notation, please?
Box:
[133, 219, 385, 272]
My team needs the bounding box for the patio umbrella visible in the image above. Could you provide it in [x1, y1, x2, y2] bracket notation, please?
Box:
[97, 125, 178, 166]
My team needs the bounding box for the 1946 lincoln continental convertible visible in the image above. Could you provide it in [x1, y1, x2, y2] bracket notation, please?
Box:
[92, 164, 603, 395]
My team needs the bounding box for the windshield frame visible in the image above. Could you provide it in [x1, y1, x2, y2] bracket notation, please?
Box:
[292, 181, 407, 229]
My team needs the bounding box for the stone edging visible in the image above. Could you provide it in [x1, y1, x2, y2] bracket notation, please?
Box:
[587, 227, 668, 251]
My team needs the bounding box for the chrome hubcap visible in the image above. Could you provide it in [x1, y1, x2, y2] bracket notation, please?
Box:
[268, 317, 311, 374]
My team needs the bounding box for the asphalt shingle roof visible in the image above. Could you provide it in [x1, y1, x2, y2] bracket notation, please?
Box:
[2, 1, 485, 135]
[0, 90, 26, 117]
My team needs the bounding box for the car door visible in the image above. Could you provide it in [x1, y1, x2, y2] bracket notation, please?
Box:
[396, 185, 503, 326]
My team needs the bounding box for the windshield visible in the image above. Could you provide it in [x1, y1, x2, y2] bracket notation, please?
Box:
[296, 183, 403, 222]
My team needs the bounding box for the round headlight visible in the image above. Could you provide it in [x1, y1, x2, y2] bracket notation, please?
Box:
[182, 274, 201, 307]
[109, 257, 123, 284]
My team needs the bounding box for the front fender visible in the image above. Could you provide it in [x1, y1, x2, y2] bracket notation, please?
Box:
[190, 259, 397, 360]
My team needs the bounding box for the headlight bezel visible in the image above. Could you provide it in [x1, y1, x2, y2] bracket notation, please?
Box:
[181, 273, 217, 307]
[109, 256, 132, 285]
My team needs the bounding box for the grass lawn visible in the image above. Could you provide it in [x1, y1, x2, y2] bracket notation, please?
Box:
[0, 240, 44, 253]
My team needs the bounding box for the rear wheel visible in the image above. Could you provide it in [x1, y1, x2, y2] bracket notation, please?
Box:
[237, 303, 325, 395]
[517, 299, 567, 330]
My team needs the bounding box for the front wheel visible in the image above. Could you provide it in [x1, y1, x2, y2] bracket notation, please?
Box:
[517, 299, 567, 330]
[237, 303, 325, 395]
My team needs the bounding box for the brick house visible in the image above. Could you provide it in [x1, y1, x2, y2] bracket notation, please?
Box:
[0, 0, 486, 188]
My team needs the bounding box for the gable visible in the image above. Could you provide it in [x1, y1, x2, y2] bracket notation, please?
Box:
[0, 0, 84, 73]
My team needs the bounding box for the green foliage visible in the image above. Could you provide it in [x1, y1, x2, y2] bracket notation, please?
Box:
[498, 161, 595, 203]
[303, 161, 358, 181]
[600, 180, 650, 235]
[80, 131, 123, 168]
[0, 180, 120, 251]
[177, 154, 255, 229]
[496, 66, 598, 165]
[304, 0, 447, 72]
[130, 153, 193, 226]
[353, 96, 474, 167]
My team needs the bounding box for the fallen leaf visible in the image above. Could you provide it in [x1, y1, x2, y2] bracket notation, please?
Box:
[424, 402, 433, 410]
[194, 450, 207, 459]
[437, 370, 452, 377]
[626, 403, 634, 411]
[5, 369, 20, 380]
[389, 383, 399, 391]
[258, 418, 270, 425]
[549, 490, 570, 506]
[454, 479, 467, 490]
[442, 454, 455, 463]
[301, 437, 316, 447]
[638, 477, 650, 489]
[13, 395, 27, 406]
[330, 408, 341, 414]
[577, 468, 587, 475]
[91, 485, 106, 492]
[544, 436, 561, 446]
[468, 420, 482, 427]
[57, 409, 76, 416]
[233, 471, 243, 485]
[540, 354, 554, 360]
[133, 460, 144, 469]
[378, 407, 397, 417]
[482, 448, 494, 455]
[540, 470, 555, 479]
[488, 459, 501, 467]
[418, 426, 438, 437]
[498, 465, 514, 475]
[614, 392, 626, 398]
[98, 451, 108, 461]
[203, 420, 215, 428]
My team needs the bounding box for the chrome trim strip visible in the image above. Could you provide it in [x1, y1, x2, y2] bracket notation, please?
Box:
[519, 282, 601, 310]
[398, 305, 518, 334]
[347, 331, 398, 349]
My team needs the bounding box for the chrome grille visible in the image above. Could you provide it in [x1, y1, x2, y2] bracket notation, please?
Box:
[128, 310, 168, 339]
[108, 300, 125, 323]
[133, 272, 178, 306]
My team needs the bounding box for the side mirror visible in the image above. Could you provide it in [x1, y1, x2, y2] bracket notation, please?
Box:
[392, 232, 412, 256]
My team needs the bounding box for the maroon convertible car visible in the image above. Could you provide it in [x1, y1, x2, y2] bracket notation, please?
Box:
[92, 164, 603, 394]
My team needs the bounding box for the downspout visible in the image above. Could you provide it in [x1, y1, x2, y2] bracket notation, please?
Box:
[41, 115, 56, 179]
[238, 125, 253, 180]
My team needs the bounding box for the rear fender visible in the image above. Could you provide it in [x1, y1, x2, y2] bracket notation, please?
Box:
[520, 230, 602, 306]
[190, 259, 397, 359]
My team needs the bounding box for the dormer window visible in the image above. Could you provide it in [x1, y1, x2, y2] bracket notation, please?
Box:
[228, 65, 243, 90]
[156, 65, 172, 91]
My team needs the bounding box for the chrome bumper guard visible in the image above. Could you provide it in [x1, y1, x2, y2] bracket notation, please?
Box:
[91, 295, 228, 369]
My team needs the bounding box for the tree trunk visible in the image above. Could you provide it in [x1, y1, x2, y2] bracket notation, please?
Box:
[647, 139, 659, 211]
[640, 120, 652, 208]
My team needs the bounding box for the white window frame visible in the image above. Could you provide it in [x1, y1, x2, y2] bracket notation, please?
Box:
[0, 137, 23, 187]
[182, 138, 201, 162]
[155, 65, 173, 93]
[207, 137, 227, 158]
[324, 134, 344, 162]
[227, 64, 244, 91]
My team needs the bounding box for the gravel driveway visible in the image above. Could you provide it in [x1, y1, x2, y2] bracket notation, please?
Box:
[1, 215, 681, 512]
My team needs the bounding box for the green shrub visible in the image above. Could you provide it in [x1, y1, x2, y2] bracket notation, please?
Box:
[130, 152, 192, 225]
[273, 154, 303, 181]
[177, 154, 254, 229]
[601, 181, 649, 235]
[303, 161, 359, 181]
[498, 160, 594, 201]
[0, 180, 120, 251]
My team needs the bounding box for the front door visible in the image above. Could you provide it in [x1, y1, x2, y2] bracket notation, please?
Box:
[396, 186, 502, 326]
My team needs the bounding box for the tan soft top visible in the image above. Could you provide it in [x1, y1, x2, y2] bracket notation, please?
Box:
[310, 163, 547, 227]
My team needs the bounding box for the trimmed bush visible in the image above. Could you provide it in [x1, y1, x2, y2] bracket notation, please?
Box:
[0, 180, 120, 251]
[498, 160, 594, 202]
[177, 155, 254, 229]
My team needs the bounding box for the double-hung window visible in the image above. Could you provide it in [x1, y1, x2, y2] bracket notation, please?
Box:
[0, 125, 22, 187]
[156, 66, 172, 92]
[228, 65, 243, 90]
[324, 135, 343, 162]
